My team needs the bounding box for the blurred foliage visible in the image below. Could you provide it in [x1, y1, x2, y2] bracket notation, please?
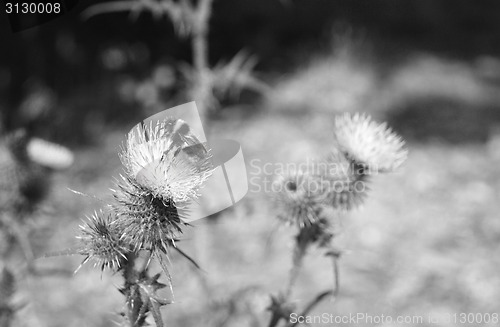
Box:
[2, 0, 500, 143]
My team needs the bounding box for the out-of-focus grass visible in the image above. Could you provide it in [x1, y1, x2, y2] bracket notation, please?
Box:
[265, 39, 500, 136]
[375, 55, 500, 111]
[264, 45, 379, 115]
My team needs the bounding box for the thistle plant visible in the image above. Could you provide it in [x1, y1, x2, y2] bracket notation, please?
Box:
[268, 113, 408, 327]
[0, 129, 74, 326]
[83, 0, 267, 120]
[73, 117, 213, 327]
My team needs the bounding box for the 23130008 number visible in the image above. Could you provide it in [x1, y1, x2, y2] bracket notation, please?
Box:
[6, 2, 61, 14]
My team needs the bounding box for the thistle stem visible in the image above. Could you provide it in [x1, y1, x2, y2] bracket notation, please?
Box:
[122, 252, 146, 327]
[191, 0, 213, 119]
[332, 255, 340, 299]
[284, 241, 307, 300]
[267, 235, 308, 327]
[268, 229, 341, 327]
[287, 256, 340, 327]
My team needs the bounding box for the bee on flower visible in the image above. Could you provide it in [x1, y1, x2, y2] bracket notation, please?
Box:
[112, 118, 213, 254]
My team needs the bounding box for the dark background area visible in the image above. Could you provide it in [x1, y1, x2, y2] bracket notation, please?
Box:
[2, 0, 500, 142]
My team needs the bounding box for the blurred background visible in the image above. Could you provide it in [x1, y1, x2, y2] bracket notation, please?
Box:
[1, 0, 500, 326]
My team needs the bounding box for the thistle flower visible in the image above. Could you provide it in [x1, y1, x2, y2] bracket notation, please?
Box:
[113, 118, 212, 253]
[273, 172, 326, 228]
[77, 210, 128, 272]
[119, 118, 213, 203]
[112, 174, 185, 252]
[321, 150, 369, 211]
[334, 113, 408, 173]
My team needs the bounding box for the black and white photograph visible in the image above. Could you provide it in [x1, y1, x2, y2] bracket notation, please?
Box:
[1, 1, 500, 326]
